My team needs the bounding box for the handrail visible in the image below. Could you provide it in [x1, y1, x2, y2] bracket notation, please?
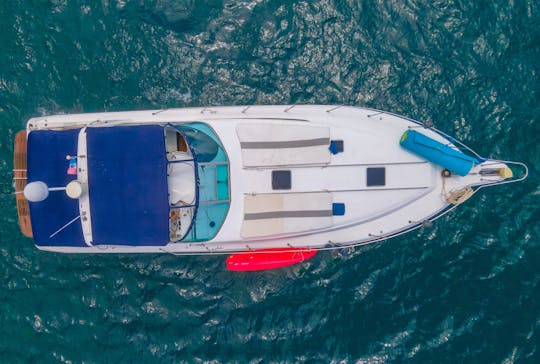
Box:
[476, 160, 529, 188]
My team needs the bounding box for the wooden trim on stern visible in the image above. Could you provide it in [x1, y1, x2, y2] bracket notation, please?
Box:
[14, 130, 32, 237]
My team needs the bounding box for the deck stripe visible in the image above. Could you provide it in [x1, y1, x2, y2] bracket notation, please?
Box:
[240, 138, 330, 149]
[244, 210, 333, 220]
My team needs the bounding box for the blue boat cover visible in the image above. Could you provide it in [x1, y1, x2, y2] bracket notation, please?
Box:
[27, 129, 87, 246]
[87, 126, 169, 246]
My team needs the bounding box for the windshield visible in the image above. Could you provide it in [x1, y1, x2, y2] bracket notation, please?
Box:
[167, 122, 230, 242]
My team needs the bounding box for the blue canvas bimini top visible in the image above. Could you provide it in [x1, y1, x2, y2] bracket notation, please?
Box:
[86, 125, 169, 246]
[27, 125, 170, 247]
[27, 129, 87, 247]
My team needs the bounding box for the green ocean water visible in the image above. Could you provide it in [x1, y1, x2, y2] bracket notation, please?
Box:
[1, 0, 539, 362]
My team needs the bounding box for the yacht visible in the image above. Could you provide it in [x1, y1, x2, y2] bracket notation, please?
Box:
[13, 105, 527, 270]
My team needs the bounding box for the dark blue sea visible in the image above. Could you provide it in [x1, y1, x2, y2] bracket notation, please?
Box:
[1, 1, 539, 362]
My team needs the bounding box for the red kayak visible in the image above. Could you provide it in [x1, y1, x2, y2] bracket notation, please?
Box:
[226, 248, 317, 271]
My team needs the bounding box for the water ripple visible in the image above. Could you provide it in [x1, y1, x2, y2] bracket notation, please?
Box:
[0, 0, 539, 362]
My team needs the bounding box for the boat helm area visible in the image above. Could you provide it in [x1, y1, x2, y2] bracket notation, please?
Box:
[165, 123, 230, 243]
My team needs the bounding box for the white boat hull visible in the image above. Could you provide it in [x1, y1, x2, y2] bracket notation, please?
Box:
[23, 105, 523, 254]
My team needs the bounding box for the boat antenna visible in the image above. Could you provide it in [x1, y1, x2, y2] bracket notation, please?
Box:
[49, 215, 81, 238]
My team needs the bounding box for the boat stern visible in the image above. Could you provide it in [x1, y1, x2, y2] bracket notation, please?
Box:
[13, 130, 32, 238]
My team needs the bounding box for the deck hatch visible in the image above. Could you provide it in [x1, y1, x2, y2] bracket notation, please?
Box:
[329, 140, 344, 154]
[332, 203, 345, 216]
[367, 167, 386, 186]
[272, 170, 291, 190]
